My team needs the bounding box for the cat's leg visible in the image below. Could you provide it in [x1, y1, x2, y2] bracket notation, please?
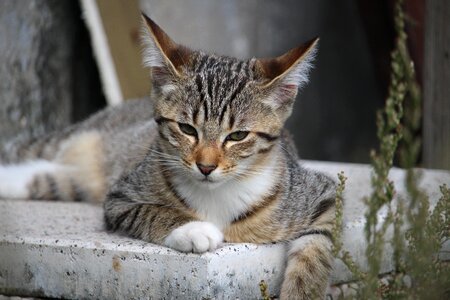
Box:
[281, 234, 333, 299]
[105, 197, 223, 252]
[0, 131, 106, 202]
[104, 172, 223, 253]
[163, 221, 223, 252]
[280, 194, 336, 299]
[105, 192, 224, 252]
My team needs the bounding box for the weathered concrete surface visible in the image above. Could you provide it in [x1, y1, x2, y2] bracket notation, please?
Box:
[0, 200, 286, 299]
[0, 161, 449, 299]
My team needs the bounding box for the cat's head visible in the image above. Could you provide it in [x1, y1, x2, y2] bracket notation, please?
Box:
[141, 14, 317, 187]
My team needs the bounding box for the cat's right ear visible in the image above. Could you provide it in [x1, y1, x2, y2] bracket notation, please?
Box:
[141, 14, 192, 90]
[256, 38, 319, 122]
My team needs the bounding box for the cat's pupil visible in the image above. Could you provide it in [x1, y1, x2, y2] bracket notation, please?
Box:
[226, 131, 249, 142]
[178, 123, 197, 137]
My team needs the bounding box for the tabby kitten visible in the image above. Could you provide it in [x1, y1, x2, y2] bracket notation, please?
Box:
[0, 15, 336, 299]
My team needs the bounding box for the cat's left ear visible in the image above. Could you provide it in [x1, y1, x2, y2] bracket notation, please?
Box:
[141, 14, 192, 90]
[256, 38, 319, 121]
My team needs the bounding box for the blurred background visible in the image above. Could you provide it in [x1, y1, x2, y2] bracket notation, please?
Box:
[0, 0, 448, 168]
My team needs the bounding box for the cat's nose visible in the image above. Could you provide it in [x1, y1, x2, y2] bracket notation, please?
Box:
[196, 163, 217, 176]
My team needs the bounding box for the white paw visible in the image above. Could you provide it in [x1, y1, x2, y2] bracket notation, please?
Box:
[164, 221, 223, 253]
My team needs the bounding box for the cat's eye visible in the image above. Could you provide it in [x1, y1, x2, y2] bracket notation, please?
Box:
[178, 123, 197, 137]
[226, 131, 249, 142]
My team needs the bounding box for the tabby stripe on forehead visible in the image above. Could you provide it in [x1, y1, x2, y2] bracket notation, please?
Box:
[194, 75, 204, 122]
[214, 75, 222, 101]
[225, 60, 233, 79]
[218, 80, 247, 125]
[203, 99, 209, 121]
[227, 59, 238, 84]
[235, 60, 243, 73]
[243, 61, 251, 77]
[207, 73, 214, 99]
[155, 116, 176, 124]
[192, 106, 199, 124]
[227, 80, 246, 107]
[228, 114, 235, 129]
[196, 55, 208, 72]
[256, 132, 279, 141]
[195, 75, 204, 102]
[218, 104, 228, 125]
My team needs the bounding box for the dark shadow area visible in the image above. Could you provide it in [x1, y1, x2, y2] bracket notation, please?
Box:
[71, 1, 107, 123]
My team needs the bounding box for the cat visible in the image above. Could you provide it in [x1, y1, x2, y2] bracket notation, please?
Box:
[0, 14, 336, 299]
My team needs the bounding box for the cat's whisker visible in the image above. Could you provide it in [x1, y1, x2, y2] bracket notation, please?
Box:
[122, 146, 182, 162]
[149, 152, 180, 160]
[233, 166, 284, 177]
[152, 159, 181, 165]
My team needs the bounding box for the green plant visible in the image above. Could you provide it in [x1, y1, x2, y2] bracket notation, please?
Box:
[332, 0, 450, 299]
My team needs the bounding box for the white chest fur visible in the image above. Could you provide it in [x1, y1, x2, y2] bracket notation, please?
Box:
[172, 153, 279, 229]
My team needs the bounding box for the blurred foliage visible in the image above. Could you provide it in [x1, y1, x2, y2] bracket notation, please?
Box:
[332, 0, 450, 299]
[259, 280, 273, 300]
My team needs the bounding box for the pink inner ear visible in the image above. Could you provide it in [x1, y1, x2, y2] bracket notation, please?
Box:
[283, 84, 298, 90]
[275, 84, 298, 104]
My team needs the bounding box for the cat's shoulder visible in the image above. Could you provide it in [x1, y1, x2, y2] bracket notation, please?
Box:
[279, 130, 336, 202]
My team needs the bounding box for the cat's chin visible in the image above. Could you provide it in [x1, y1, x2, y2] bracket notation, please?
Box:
[191, 176, 228, 189]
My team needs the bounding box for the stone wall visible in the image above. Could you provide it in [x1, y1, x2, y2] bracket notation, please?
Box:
[0, 0, 105, 147]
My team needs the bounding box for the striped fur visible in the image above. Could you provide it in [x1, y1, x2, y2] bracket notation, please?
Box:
[0, 15, 336, 299]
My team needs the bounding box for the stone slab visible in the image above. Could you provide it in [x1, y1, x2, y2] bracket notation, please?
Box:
[0, 161, 449, 298]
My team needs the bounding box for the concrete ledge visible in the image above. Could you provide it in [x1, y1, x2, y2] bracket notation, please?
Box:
[1, 161, 449, 299]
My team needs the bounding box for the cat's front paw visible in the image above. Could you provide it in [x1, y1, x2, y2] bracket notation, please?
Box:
[164, 221, 223, 253]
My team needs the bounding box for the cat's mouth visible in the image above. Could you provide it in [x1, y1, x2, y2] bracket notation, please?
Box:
[195, 175, 227, 189]
[186, 168, 229, 188]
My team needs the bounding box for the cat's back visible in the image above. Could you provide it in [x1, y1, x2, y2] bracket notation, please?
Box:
[1, 98, 155, 167]
[78, 98, 154, 133]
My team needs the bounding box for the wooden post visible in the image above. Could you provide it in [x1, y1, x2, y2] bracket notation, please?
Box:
[423, 0, 450, 170]
[80, 0, 151, 105]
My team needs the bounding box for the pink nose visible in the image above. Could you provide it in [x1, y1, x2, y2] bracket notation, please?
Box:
[196, 163, 217, 176]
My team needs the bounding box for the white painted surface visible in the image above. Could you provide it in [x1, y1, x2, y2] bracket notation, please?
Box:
[80, 0, 123, 105]
[0, 161, 449, 298]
